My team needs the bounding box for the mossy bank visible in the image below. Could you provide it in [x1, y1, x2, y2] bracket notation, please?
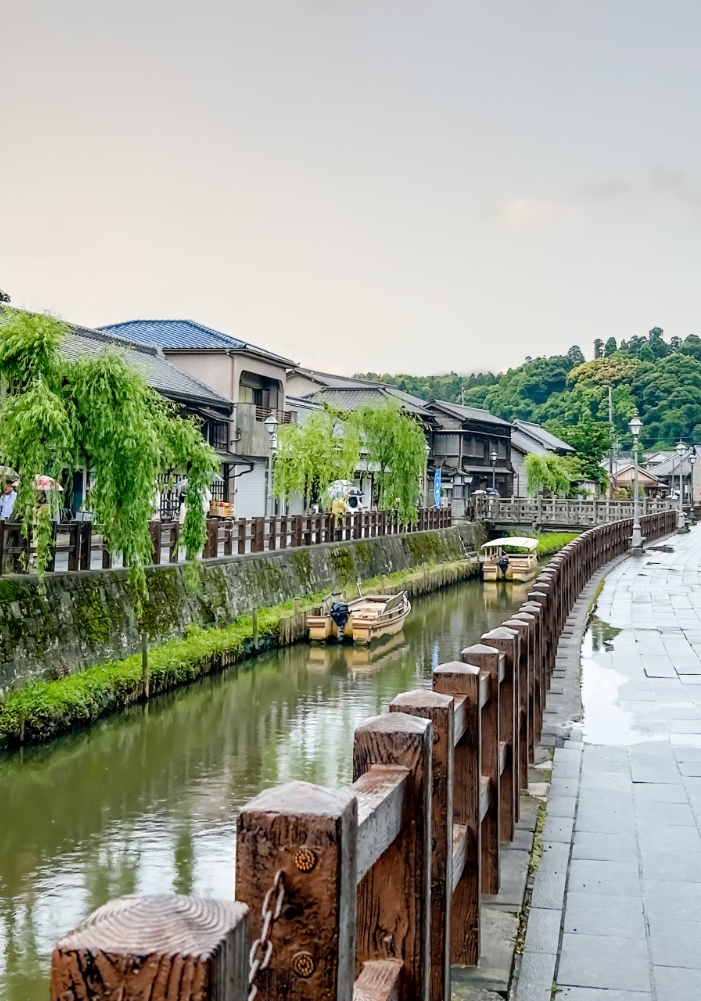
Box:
[0, 524, 485, 695]
[0, 555, 481, 746]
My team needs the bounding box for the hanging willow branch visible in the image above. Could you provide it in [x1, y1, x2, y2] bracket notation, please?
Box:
[0, 309, 219, 596]
[272, 398, 427, 524]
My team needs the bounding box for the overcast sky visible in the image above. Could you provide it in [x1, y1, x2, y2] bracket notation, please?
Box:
[2, 1, 701, 375]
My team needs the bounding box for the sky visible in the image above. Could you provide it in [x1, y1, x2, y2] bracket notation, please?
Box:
[2, 1, 701, 376]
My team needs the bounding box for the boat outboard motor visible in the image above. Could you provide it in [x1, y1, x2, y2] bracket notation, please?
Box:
[330, 602, 350, 639]
[498, 555, 510, 575]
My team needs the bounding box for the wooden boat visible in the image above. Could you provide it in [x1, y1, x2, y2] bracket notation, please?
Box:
[307, 590, 411, 645]
[480, 536, 539, 583]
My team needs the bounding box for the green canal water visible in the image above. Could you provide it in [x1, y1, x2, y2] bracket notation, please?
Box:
[0, 577, 529, 1000]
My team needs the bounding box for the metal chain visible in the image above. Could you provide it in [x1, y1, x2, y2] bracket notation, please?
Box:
[248, 869, 286, 1001]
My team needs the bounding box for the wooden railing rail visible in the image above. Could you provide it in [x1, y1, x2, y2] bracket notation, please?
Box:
[471, 495, 675, 527]
[51, 509, 678, 1001]
[0, 508, 451, 576]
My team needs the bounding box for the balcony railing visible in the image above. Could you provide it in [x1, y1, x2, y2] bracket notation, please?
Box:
[254, 406, 294, 424]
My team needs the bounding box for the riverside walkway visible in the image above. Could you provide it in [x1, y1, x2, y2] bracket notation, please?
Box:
[519, 528, 701, 1001]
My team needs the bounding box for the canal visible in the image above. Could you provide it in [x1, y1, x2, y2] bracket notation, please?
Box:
[0, 577, 529, 1000]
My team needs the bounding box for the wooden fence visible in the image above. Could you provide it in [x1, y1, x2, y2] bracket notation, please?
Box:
[470, 494, 675, 528]
[0, 508, 452, 575]
[50, 508, 677, 1001]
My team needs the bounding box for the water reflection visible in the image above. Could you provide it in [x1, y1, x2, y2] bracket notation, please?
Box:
[0, 578, 524, 1000]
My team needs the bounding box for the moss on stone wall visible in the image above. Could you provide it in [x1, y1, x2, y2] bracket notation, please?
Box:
[0, 524, 484, 693]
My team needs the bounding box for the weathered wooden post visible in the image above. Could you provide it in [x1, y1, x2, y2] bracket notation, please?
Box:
[460, 645, 500, 895]
[236, 781, 357, 1001]
[390, 690, 454, 1001]
[141, 630, 149, 699]
[481, 626, 519, 840]
[353, 712, 432, 1001]
[433, 661, 481, 966]
[514, 606, 540, 750]
[52, 895, 249, 1000]
[502, 617, 531, 790]
[252, 608, 259, 650]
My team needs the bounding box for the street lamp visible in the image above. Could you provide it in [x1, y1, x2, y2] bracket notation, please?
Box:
[264, 413, 279, 517]
[629, 415, 643, 556]
[676, 439, 687, 533]
[689, 451, 697, 523]
[490, 449, 498, 492]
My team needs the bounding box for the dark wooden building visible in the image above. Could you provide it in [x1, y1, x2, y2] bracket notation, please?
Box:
[426, 401, 514, 513]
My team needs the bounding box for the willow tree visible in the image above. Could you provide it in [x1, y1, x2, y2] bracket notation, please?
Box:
[272, 407, 360, 509]
[354, 399, 427, 523]
[272, 398, 427, 524]
[0, 309, 219, 593]
[524, 452, 572, 497]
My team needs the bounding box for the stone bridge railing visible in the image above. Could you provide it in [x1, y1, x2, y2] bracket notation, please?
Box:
[470, 495, 675, 529]
[49, 509, 677, 1001]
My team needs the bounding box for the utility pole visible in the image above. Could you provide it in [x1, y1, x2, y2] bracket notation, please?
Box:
[608, 385, 614, 499]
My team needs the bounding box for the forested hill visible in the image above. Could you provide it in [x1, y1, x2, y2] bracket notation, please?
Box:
[356, 328, 701, 450]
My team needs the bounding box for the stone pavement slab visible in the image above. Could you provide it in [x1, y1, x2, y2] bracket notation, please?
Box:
[516, 529, 701, 1001]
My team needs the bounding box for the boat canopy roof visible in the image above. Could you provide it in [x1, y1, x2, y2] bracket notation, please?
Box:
[481, 537, 539, 551]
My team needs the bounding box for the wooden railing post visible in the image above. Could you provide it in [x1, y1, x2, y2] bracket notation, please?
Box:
[149, 521, 161, 565]
[353, 713, 432, 1001]
[236, 781, 357, 1000]
[390, 690, 455, 1001]
[481, 626, 519, 840]
[520, 602, 544, 743]
[52, 896, 249, 1000]
[251, 517, 265, 553]
[460, 644, 501, 895]
[433, 661, 481, 966]
[502, 617, 531, 791]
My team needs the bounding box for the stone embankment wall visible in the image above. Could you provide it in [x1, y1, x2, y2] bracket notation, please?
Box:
[0, 523, 485, 694]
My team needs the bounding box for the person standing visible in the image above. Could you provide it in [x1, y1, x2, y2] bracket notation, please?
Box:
[0, 478, 17, 520]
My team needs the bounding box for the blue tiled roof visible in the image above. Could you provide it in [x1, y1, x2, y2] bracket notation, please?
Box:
[99, 319, 294, 365]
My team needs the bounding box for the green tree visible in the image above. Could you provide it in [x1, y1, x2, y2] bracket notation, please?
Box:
[524, 453, 571, 496]
[353, 399, 427, 522]
[0, 310, 219, 592]
[272, 407, 360, 509]
[273, 400, 427, 523]
[546, 419, 613, 489]
[604, 337, 617, 356]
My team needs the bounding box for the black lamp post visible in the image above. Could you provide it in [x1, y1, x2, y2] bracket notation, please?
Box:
[490, 450, 498, 492]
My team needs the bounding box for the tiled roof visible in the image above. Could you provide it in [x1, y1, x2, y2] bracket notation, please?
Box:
[64, 325, 232, 411]
[511, 429, 548, 455]
[429, 399, 513, 429]
[311, 385, 434, 419]
[513, 419, 575, 453]
[99, 319, 295, 366]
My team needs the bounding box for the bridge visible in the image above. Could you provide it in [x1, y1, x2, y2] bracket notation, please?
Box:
[470, 495, 677, 531]
[48, 509, 677, 1001]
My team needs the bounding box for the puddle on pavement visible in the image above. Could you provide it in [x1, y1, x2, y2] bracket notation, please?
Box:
[581, 617, 667, 746]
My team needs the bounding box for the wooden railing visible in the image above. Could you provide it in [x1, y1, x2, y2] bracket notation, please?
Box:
[470, 495, 675, 527]
[0, 509, 452, 575]
[50, 508, 678, 1001]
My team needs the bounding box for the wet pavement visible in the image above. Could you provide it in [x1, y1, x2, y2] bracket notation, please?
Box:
[520, 528, 701, 1000]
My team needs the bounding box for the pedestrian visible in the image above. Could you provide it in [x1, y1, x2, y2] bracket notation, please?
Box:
[0, 477, 17, 520]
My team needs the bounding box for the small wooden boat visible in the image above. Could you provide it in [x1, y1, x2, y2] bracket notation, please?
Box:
[307, 590, 411, 645]
[480, 536, 539, 583]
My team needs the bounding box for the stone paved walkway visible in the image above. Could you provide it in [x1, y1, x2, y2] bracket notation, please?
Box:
[518, 527, 701, 1001]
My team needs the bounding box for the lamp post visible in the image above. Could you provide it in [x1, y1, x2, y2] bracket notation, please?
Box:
[689, 452, 697, 523]
[264, 413, 279, 517]
[490, 449, 498, 492]
[423, 441, 431, 507]
[629, 415, 643, 556]
[676, 439, 687, 533]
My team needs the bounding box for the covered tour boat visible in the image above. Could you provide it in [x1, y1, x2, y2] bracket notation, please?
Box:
[307, 590, 411, 645]
[480, 536, 539, 583]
